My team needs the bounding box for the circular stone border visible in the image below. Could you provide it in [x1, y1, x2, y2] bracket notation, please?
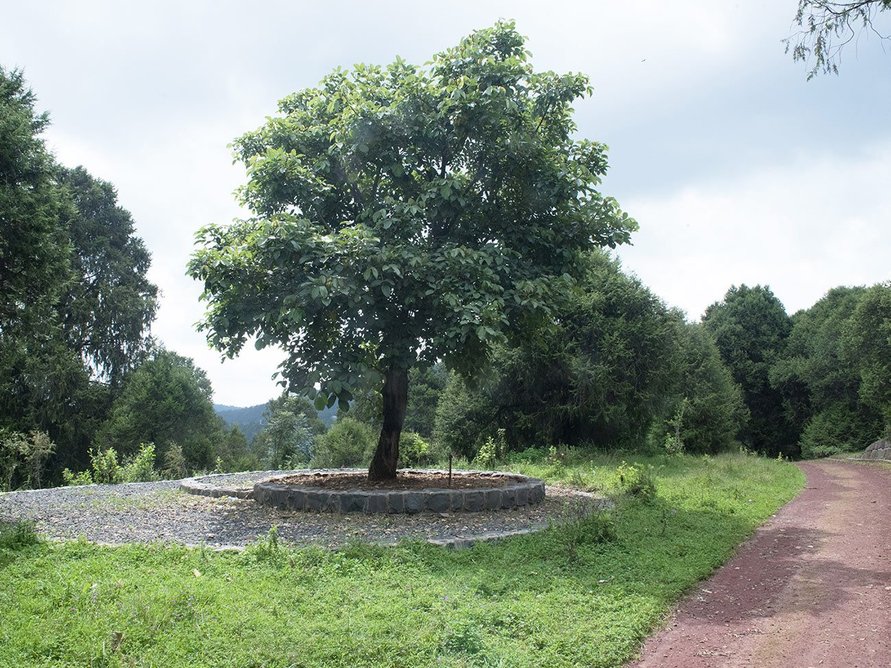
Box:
[252, 469, 546, 514]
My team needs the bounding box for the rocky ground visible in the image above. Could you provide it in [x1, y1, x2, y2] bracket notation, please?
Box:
[0, 471, 607, 549]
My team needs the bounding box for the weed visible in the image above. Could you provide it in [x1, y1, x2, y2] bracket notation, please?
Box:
[615, 461, 658, 502]
[0, 520, 39, 551]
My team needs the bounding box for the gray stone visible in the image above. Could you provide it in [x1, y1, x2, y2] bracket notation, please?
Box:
[387, 492, 405, 514]
[450, 491, 465, 512]
[339, 493, 367, 513]
[305, 491, 327, 512]
[287, 489, 306, 510]
[366, 493, 389, 514]
[500, 486, 516, 509]
[464, 491, 484, 512]
[427, 491, 450, 513]
[404, 492, 425, 514]
[515, 485, 529, 507]
[484, 489, 502, 510]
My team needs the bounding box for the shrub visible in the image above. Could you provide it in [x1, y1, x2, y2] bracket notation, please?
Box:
[472, 429, 507, 469]
[65, 443, 160, 486]
[399, 431, 431, 468]
[310, 418, 376, 468]
[162, 443, 188, 479]
[799, 403, 884, 458]
[0, 520, 39, 551]
[615, 461, 657, 501]
[0, 430, 56, 490]
[90, 447, 122, 484]
[120, 443, 159, 483]
[62, 468, 93, 486]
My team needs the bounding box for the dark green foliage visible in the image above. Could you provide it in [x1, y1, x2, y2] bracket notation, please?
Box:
[799, 403, 883, 458]
[0, 69, 158, 483]
[254, 396, 316, 468]
[56, 166, 158, 386]
[703, 285, 797, 457]
[844, 283, 891, 437]
[97, 349, 225, 472]
[432, 372, 494, 459]
[0, 67, 69, 333]
[772, 284, 889, 457]
[434, 252, 679, 454]
[310, 417, 376, 468]
[188, 22, 635, 478]
[349, 364, 447, 438]
[656, 323, 748, 455]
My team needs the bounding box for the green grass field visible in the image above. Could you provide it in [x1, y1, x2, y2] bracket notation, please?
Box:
[0, 451, 804, 668]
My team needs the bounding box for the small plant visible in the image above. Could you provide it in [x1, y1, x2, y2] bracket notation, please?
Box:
[90, 447, 122, 484]
[473, 429, 507, 469]
[399, 431, 431, 468]
[62, 468, 94, 486]
[0, 520, 39, 551]
[615, 461, 657, 502]
[162, 443, 188, 479]
[663, 399, 688, 455]
[247, 526, 283, 562]
[120, 443, 159, 483]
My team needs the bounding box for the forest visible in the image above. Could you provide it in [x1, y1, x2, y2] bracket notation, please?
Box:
[1, 55, 889, 492]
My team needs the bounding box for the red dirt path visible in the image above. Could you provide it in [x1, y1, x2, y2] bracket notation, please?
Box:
[629, 460, 891, 668]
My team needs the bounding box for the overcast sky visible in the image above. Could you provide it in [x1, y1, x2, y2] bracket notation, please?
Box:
[3, 1, 889, 407]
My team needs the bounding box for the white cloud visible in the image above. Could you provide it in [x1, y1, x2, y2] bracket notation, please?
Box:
[618, 142, 891, 319]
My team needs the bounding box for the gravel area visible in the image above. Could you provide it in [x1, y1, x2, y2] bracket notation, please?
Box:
[0, 471, 609, 550]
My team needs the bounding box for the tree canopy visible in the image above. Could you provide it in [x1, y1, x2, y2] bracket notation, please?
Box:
[189, 22, 636, 478]
[703, 285, 797, 457]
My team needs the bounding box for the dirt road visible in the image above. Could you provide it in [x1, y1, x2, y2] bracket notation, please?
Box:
[630, 460, 891, 668]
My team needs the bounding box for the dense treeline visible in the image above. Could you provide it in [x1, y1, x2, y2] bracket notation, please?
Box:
[2, 66, 887, 490]
[0, 67, 249, 489]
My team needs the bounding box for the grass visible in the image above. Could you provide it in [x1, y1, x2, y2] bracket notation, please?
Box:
[0, 451, 804, 668]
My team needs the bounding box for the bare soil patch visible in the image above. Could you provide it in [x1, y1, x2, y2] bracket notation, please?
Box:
[629, 460, 891, 668]
[273, 470, 520, 491]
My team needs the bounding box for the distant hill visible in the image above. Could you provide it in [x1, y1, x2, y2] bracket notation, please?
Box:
[214, 403, 267, 443]
[214, 400, 341, 442]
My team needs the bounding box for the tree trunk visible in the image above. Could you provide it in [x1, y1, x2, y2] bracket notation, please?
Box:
[368, 366, 408, 481]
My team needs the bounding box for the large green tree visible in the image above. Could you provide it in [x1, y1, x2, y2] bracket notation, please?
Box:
[771, 286, 884, 457]
[703, 285, 797, 456]
[188, 22, 635, 479]
[97, 349, 225, 471]
[434, 251, 680, 454]
[845, 282, 891, 436]
[0, 67, 69, 333]
[57, 166, 158, 385]
[0, 69, 160, 480]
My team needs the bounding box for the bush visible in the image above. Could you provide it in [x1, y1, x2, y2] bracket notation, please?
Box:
[162, 443, 188, 479]
[90, 447, 122, 484]
[399, 431, 431, 468]
[472, 429, 507, 469]
[0, 520, 39, 551]
[615, 461, 657, 502]
[64, 443, 160, 486]
[311, 418, 376, 468]
[799, 403, 884, 458]
[61, 468, 93, 486]
[120, 443, 159, 482]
